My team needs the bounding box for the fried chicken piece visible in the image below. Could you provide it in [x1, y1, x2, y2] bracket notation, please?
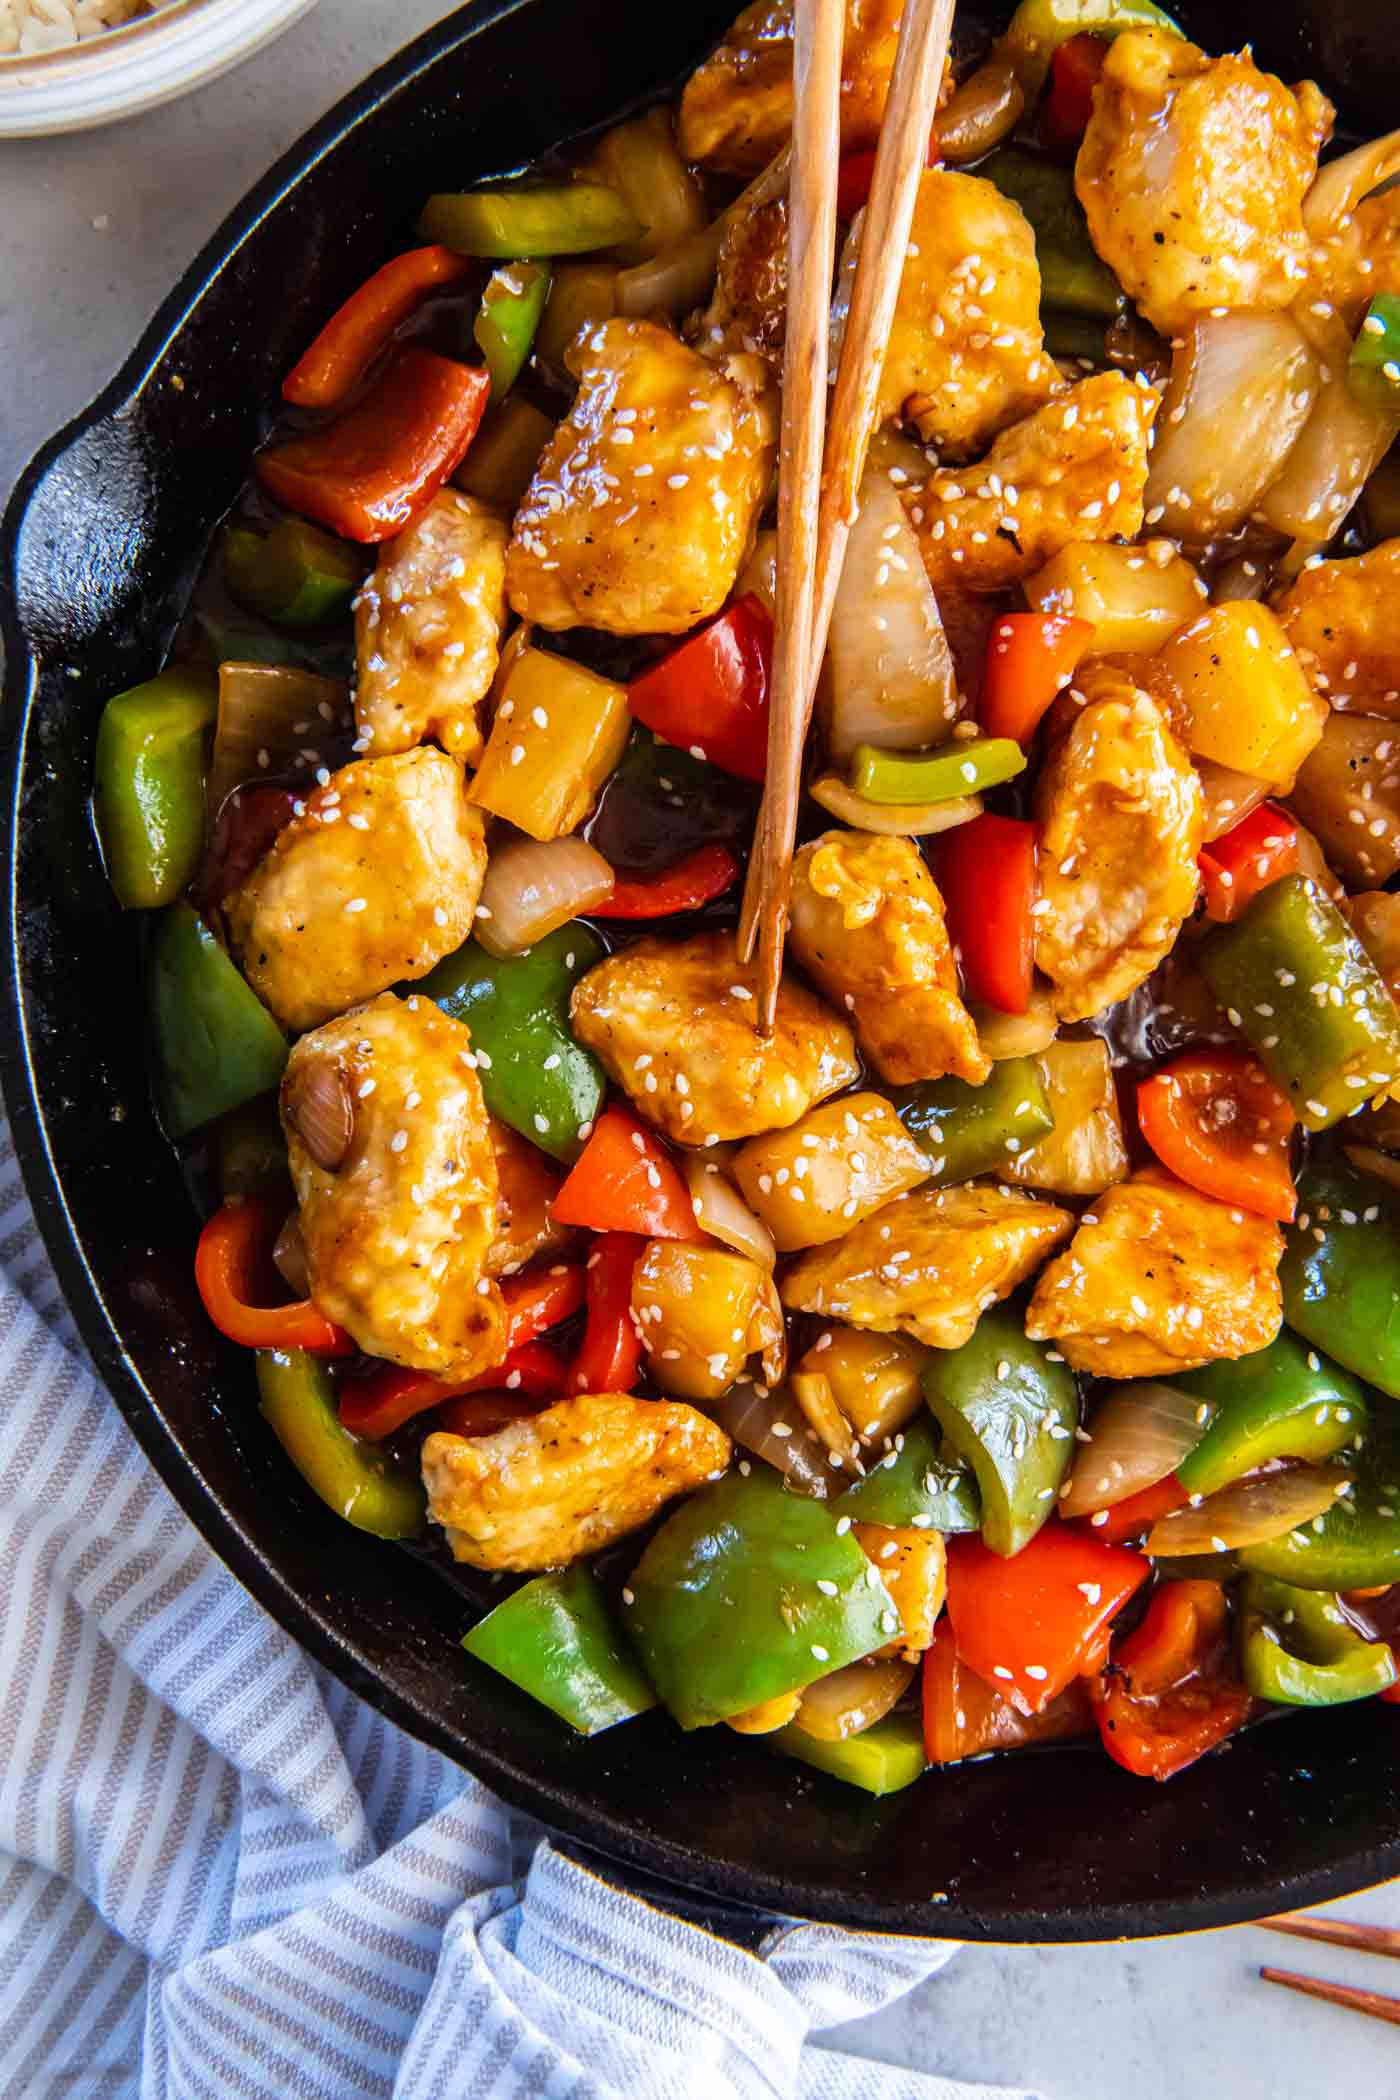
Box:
[698, 195, 788, 373]
[902, 372, 1158, 593]
[1275, 540, 1400, 719]
[788, 832, 988, 1086]
[422, 1393, 731, 1570]
[506, 319, 775, 635]
[1075, 30, 1332, 336]
[678, 0, 905, 174]
[1025, 1166, 1284, 1379]
[283, 992, 503, 1379]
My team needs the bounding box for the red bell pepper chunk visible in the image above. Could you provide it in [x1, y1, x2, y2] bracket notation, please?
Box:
[1138, 1048, 1297, 1222]
[282, 246, 477, 410]
[1198, 801, 1299, 924]
[836, 126, 941, 219]
[1089, 1580, 1254, 1781]
[1381, 1680, 1400, 1705]
[568, 1231, 646, 1394]
[627, 596, 773, 783]
[256, 349, 490, 544]
[195, 1199, 353, 1357]
[338, 1340, 567, 1442]
[1040, 33, 1108, 156]
[944, 1522, 1151, 1716]
[1083, 1473, 1192, 1545]
[921, 1620, 1096, 1764]
[978, 612, 1096, 745]
[603, 843, 741, 919]
[936, 812, 1038, 1014]
[202, 785, 298, 907]
[551, 1105, 701, 1240]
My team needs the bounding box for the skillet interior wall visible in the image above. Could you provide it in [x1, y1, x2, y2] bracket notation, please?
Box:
[2, 0, 1400, 1939]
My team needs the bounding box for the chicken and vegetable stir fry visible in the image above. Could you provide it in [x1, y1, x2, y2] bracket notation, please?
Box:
[99, 0, 1400, 1793]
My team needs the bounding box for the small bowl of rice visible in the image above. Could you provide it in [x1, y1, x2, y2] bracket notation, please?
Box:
[0, 0, 318, 135]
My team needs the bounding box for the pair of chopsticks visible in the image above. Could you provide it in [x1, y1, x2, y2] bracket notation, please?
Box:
[1258, 1910, 1400, 2031]
[737, 0, 958, 1028]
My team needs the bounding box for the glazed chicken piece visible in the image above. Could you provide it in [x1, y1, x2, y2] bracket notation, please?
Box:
[698, 196, 788, 373]
[678, 0, 904, 174]
[484, 1119, 574, 1278]
[570, 929, 859, 1146]
[787, 832, 989, 1087]
[1034, 664, 1203, 1024]
[1311, 183, 1400, 330]
[780, 1185, 1074, 1351]
[281, 992, 504, 1379]
[505, 318, 776, 635]
[225, 747, 487, 1032]
[877, 169, 1056, 459]
[1290, 714, 1400, 888]
[1275, 541, 1400, 718]
[353, 490, 508, 765]
[902, 372, 1157, 593]
[1025, 1166, 1284, 1380]
[1075, 31, 1333, 337]
[421, 1393, 732, 1571]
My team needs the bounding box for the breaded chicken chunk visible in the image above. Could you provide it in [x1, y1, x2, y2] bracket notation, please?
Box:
[902, 372, 1157, 592]
[1311, 181, 1400, 330]
[1034, 665, 1202, 1023]
[282, 992, 504, 1378]
[880, 169, 1056, 459]
[353, 491, 508, 765]
[1075, 31, 1332, 336]
[1275, 540, 1400, 718]
[422, 1393, 732, 1570]
[679, 0, 904, 174]
[781, 1185, 1074, 1351]
[1025, 1166, 1284, 1379]
[225, 747, 487, 1032]
[570, 929, 859, 1146]
[788, 832, 989, 1087]
[506, 319, 776, 635]
[698, 196, 788, 372]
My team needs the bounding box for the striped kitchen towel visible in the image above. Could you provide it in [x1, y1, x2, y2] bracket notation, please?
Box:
[0, 1112, 1039, 2100]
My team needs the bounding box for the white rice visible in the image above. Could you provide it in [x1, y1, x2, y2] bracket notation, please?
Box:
[0, 0, 159, 55]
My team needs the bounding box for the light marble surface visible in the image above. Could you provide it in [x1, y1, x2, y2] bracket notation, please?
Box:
[4, 7, 1400, 2096]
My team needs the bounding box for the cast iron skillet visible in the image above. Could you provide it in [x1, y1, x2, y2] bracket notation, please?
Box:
[3, 0, 1399, 1944]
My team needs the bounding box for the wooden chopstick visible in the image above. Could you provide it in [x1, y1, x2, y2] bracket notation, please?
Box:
[737, 0, 844, 1006]
[1258, 1912, 1400, 1961]
[1260, 1966, 1400, 2030]
[741, 0, 957, 1025]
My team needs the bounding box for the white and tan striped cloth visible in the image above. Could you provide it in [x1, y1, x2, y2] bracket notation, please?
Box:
[0, 1111, 1039, 2100]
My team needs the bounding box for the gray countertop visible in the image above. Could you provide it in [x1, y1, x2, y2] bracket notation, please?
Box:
[4, 7, 1399, 2094]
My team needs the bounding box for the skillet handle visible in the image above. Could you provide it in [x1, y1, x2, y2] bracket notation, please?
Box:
[551, 1836, 785, 1952]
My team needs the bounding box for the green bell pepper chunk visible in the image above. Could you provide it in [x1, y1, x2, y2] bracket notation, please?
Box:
[836, 1416, 981, 1531]
[850, 738, 1025, 806]
[463, 1566, 656, 1735]
[891, 1055, 1054, 1184]
[1000, 0, 1183, 98]
[1200, 876, 1400, 1130]
[1239, 1406, 1400, 1591]
[211, 1094, 293, 1204]
[626, 1467, 896, 1730]
[1241, 1573, 1396, 1706]
[1279, 1153, 1400, 1399]
[771, 1712, 927, 1795]
[977, 149, 1126, 318]
[1348, 295, 1400, 424]
[1175, 1331, 1367, 1497]
[921, 1304, 1077, 1556]
[475, 261, 552, 399]
[222, 518, 362, 630]
[419, 926, 605, 1163]
[1041, 310, 1109, 363]
[419, 183, 644, 259]
[256, 1349, 425, 1539]
[149, 903, 288, 1139]
[94, 667, 216, 910]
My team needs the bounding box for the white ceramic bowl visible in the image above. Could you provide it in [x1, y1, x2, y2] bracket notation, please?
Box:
[0, 0, 318, 135]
